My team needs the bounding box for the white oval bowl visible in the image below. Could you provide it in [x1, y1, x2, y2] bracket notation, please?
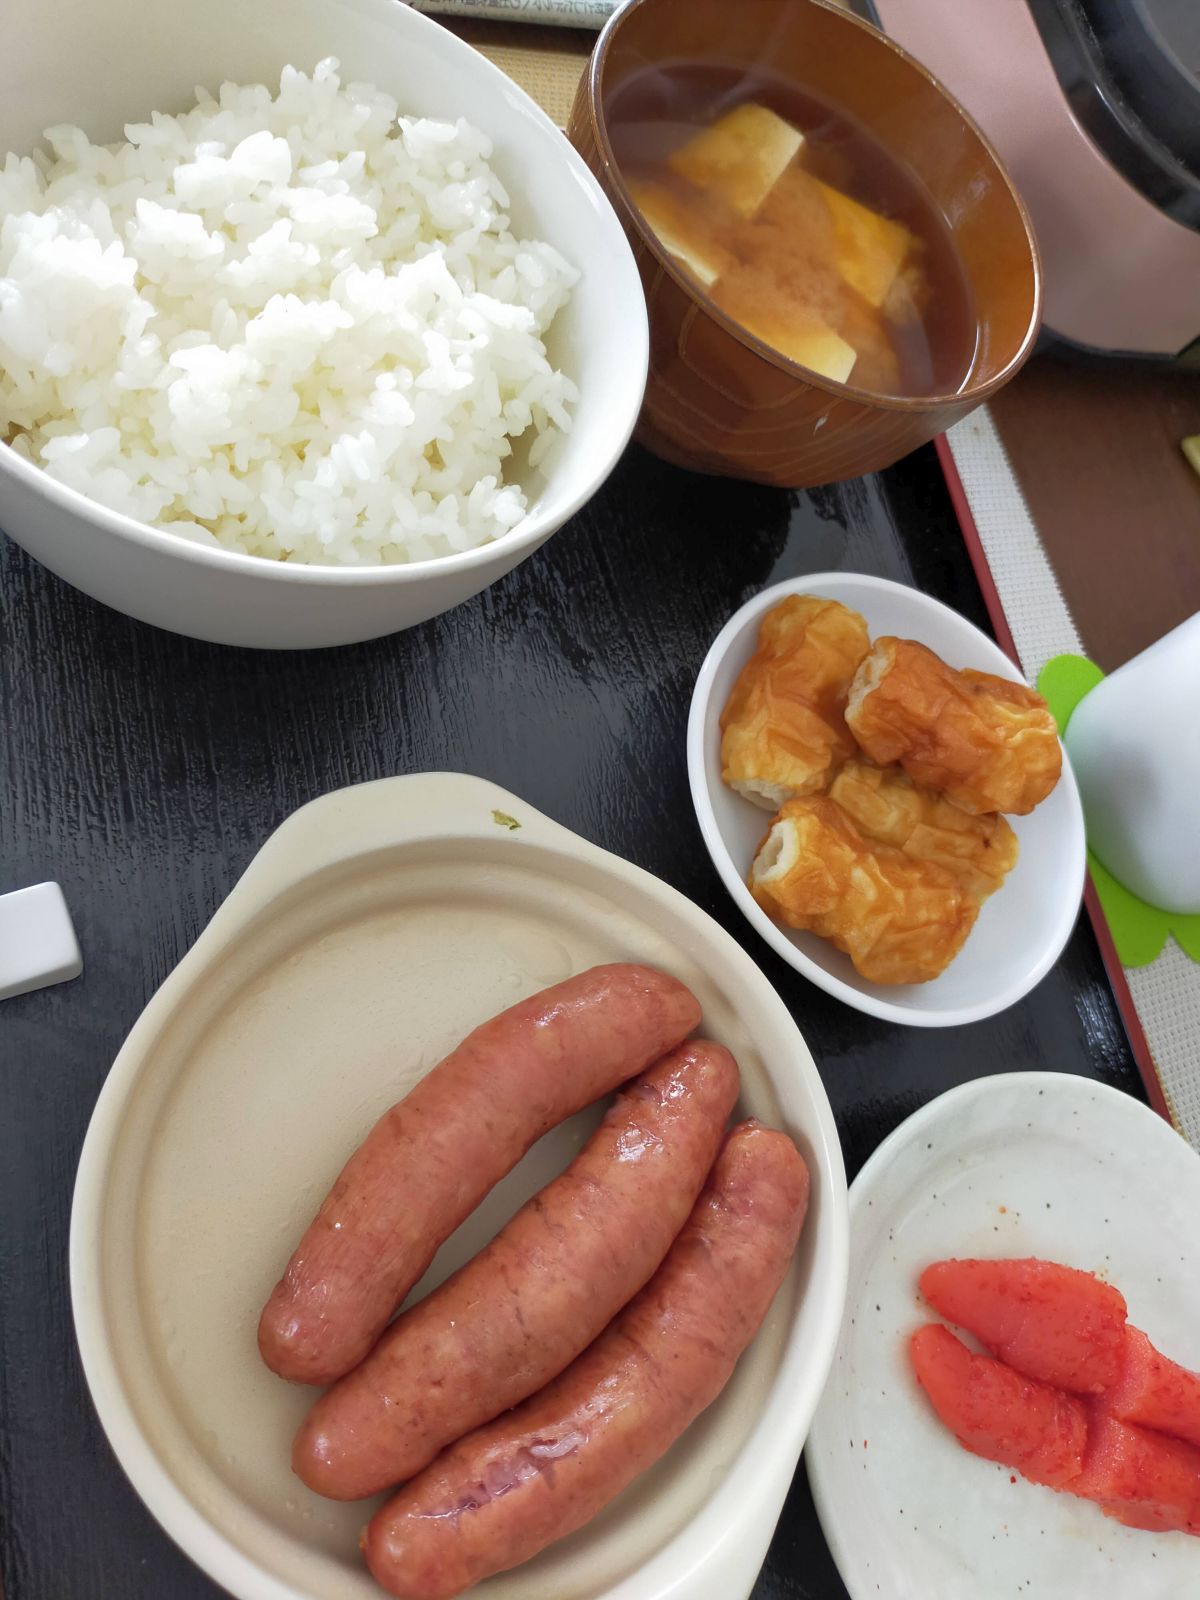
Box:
[687, 572, 1086, 1028]
[69, 772, 848, 1600]
[0, 0, 647, 648]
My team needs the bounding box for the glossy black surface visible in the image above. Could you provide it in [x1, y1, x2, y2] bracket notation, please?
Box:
[0, 441, 1141, 1600]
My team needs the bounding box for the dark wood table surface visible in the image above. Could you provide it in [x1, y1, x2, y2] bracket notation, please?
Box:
[0, 439, 1143, 1600]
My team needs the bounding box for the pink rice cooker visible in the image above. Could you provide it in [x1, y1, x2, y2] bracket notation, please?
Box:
[870, 0, 1200, 360]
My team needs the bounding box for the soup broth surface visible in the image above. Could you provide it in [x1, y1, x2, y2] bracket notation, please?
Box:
[608, 62, 979, 397]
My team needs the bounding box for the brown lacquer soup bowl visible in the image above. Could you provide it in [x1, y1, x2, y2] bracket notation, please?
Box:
[568, 0, 1042, 487]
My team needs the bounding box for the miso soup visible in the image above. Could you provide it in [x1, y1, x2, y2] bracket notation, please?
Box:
[607, 63, 979, 397]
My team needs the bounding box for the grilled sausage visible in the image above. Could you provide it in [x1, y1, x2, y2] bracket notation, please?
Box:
[362, 1121, 809, 1599]
[258, 964, 702, 1385]
[293, 1039, 739, 1498]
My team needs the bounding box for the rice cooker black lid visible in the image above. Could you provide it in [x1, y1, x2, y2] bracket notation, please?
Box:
[1027, 0, 1200, 230]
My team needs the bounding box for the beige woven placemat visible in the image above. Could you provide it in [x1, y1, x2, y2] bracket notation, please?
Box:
[946, 409, 1200, 1150]
[441, 18, 590, 127]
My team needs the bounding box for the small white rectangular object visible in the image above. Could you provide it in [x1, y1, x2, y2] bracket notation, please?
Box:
[0, 882, 83, 1001]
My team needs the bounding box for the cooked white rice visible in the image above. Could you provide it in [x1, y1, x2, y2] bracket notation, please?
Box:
[0, 59, 579, 564]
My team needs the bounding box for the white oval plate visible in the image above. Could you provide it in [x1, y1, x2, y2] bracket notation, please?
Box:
[687, 572, 1086, 1027]
[70, 773, 847, 1600]
[806, 1072, 1200, 1600]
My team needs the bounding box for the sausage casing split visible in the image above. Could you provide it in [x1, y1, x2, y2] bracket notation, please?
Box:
[292, 1039, 740, 1499]
[258, 964, 702, 1385]
[362, 1121, 810, 1600]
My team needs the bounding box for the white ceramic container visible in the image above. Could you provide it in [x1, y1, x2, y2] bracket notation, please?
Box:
[0, 0, 648, 648]
[1065, 613, 1200, 914]
[70, 773, 847, 1600]
[688, 572, 1086, 1027]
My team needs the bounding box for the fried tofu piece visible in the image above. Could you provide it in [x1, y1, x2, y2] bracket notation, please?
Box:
[815, 179, 914, 309]
[748, 796, 979, 985]
[668, 103, 804, 219]
[720, 595, 871, 809]
[632, 166, 859, 382]
[836, 290, 901, 393]
[626, 179, 734, 287]
[829, 760, 1018, 900]
[845, 638, 1062, 816]
[647, 105, 916, 387]
[718, 294, 858, 382]
[707, 166, 858, 381]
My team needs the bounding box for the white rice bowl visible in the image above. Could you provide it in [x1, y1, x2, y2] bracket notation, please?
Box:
[0, 58, 579, 566]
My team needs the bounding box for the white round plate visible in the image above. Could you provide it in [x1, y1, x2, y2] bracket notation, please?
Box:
[687, 572, 1086, 1027]
[70, 773, 847, 1600]
[806, 1072, 1200, 1600]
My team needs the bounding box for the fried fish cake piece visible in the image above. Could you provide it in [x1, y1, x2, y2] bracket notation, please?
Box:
[829, 760, 1019, 901]
[720, 595, 870, 810]
[845, 637, 1062, 816]
[748, 796, 979, 985]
